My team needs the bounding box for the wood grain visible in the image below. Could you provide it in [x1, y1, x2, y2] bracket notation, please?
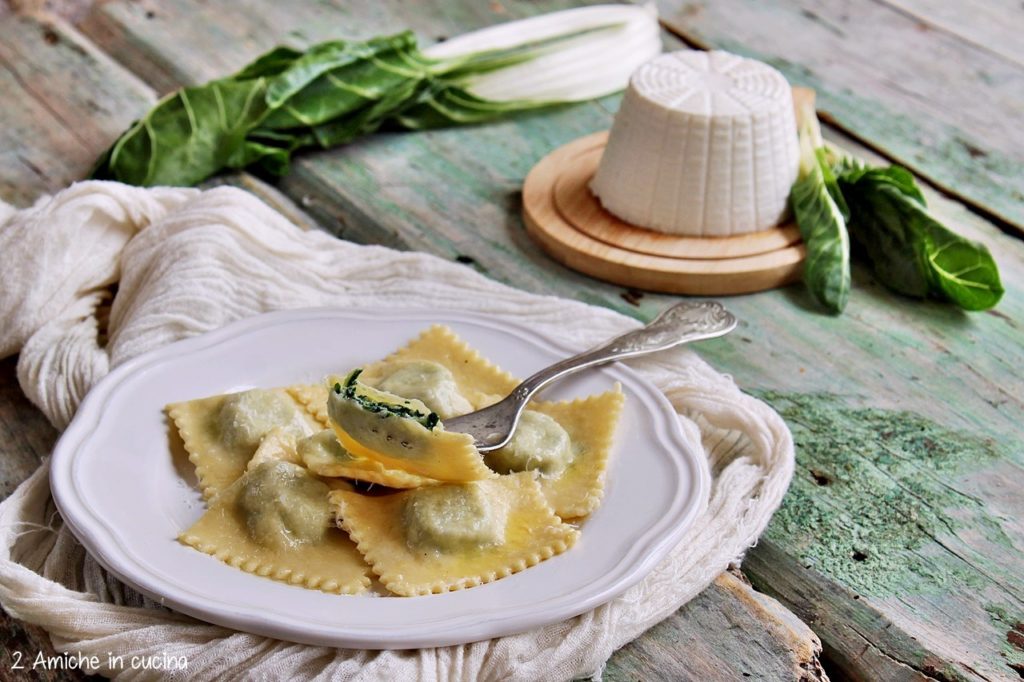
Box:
[0, 358, 94, 682]
[78, 0, 605, 93]
[655, 0, 1024, 233]
[0, 13, 154, 206]
[881, 0, 1024, 66]
[0, 15, 143, 676]
[606, 570, 828, 681]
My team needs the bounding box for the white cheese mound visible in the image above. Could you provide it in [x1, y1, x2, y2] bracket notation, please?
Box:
[590, 50, 799, 236]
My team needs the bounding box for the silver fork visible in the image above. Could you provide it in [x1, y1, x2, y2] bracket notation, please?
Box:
[443, 300, 737, 451]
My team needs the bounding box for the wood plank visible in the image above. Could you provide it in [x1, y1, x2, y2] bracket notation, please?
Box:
[5, 0, 95, 24]
[0, 13, 154, 207]
[78, 0, 595, 93]
[606, 570, 827, 681]
[655, 0, 1024, 233]
[67, 1, 1024, 678]
[80, 0, 685, 322]
[0, 358, 57, 499]
[0, 175, 323, 682]
[726, 127, 1024, 682]
[882, 0, 1024, 66]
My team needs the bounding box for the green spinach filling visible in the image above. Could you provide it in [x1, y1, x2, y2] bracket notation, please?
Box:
[334, 369, 440, 431]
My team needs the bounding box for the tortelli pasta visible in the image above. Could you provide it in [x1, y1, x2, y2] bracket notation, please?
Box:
[168, 387, 321, 499]
[331, 474, 578, 596]
[171, 325, 624, 595]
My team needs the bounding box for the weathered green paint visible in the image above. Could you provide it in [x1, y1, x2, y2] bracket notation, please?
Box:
[745, 390, 1024, 680]
[744, 540, 969, 681]
[80, 0, 617, 91]
[277, 108, 675, 323]
[656, 0, 1024, 232]
[984, 603, 1024, 675]
[757, 391, 1007, 596]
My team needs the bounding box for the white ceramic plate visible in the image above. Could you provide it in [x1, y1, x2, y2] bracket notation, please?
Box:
[51, 308, 710, 649]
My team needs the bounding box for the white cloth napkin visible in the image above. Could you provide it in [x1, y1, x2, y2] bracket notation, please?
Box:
[0, 181, 794, 681]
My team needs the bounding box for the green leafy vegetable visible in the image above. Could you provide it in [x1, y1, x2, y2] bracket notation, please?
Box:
[91, 78, 274, 187]
[838, 167, 1004, 310]
[334, 369, 440, 430]
[790, 98, 850, 313]
[91, 5, 661, 187]
[790, 97, 1002, 313]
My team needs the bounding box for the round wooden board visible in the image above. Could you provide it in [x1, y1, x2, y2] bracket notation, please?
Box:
[553, 132, 803, 259]
[523, 131, 806, 296]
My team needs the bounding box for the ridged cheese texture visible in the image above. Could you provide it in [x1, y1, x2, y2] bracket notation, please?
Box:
[590, 50, 799, 236]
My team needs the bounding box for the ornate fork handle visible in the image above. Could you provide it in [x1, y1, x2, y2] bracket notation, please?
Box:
[514, 301, 737, 402]
[446, 301, 737, 451]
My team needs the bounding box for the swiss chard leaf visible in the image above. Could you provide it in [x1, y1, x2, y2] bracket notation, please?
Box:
[789, 98, 851, 314]
[309, 77, 428, 147]
[90, 20, 635, 187]
[230, 138, 295, 178]
[394, 82, 545, 129]
[263, 34, 420, 106]
[838, 167, 1003, 310]
[260, 34, 424, 130]
[232, 46, 305, 79]
[93, 78, 271, 186]
[790, 152, 851, 313]
[924, 216, 1005, 310]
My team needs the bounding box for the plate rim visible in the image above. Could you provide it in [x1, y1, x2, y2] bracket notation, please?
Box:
[49, 307, 711, 649]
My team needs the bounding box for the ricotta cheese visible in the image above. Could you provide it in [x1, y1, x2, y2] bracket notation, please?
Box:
[590, 50, 799, 236]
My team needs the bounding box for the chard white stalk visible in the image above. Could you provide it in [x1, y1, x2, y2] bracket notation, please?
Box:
[424, 3, 662, 102]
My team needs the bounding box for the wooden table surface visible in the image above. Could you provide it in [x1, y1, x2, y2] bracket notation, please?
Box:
[1, 1, 1022, 680]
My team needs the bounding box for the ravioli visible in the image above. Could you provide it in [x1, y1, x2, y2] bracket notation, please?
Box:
[298, 429, 439, 489]
[179, 461, 369, 594]
[358, 325, 519, 411]
[332, 473, 578, 596]
[327, 370, 494, 483]
[172, 325, 625, 597]
[288, 383, 331, 425]
[526, 387, 625, 519]
[246, 427, 303, 471]
[168, 387, 321, 499]
[402, 483, 507, 553]
[485, 410, 573, 477]
[237, 461, 333, 549]
[289, 325, 520, 425]
[376, 360, 473, 419]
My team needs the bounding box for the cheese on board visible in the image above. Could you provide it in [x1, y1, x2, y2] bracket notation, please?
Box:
[590, 50, 798, 237]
